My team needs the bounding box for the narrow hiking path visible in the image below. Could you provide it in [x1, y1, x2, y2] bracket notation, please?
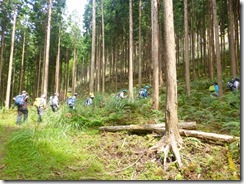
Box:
[0, 111, 22, 171]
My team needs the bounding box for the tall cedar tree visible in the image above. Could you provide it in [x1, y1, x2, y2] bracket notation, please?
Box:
[90, 0, 96, 96]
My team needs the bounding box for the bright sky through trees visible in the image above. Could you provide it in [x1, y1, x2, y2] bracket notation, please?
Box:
[66, 0, 88, 32]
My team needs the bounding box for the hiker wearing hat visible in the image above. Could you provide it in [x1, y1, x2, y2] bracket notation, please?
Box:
[49, 93, 59, 112]
[227, 77, 240, 92]
[33, 94, 47, 122]
[85, 94, 94, 106]
[116, 89, 127, 99]
[138, 85, 150, 99]
[66, 93, 78, 109]
[13, 90, 29, 125]
[209, 82, 219, 97]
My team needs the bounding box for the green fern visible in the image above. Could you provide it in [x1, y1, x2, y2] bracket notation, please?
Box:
[221, 121, 240, 136]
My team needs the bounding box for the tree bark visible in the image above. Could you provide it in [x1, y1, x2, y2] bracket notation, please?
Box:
[178, 129, 239, 144]
[90, 0, 96, 95]
[99, 122, 197, 133]
[212, 0, 223, 97]
[55, 26, 61, 94]
[99, 123, 239, 145]
[227, 0, 236, 78]
[71, 48, 76, 94]
[65, 49, 69, 98]
[5, 6, 17, 109]
[138, 0, 142, 90]
[43, 0, 52, 96]
[0, 6, 6, 104]
[19, 31, 26, 94]
[154, 0, 183, 169]
[152, 0, 159, 110]
[190, 0, 196, 80]
[37, 51, 42, 97]
[208, 0, 214, 81]
[102, 0, 105, 94]
[128, 0, 134, 99]
[184, 0, 190, 96]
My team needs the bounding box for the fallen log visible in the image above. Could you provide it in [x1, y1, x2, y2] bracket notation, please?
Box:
[179, 129, 239, 144]
[99, 122, 196, 133]
[99, 122, 239, 144]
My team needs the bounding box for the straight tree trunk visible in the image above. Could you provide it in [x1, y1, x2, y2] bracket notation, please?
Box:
[227, 0, 236, 78]
[197, 26, 201, 77]
[19, 31, 26, 94]
[109, 47, 112, 89]
[55, 26, 61, 93]
[11, 67, 16, 102]
[128, 0, 134, 99]
[37, 51, 42, 97]
[41, 39, 46, 94]
[212, 0, 223, 96]
[151, 0, 159, 110]
[0, 7, 6, 103]
[65, 49, 69, 98]
[102, 0, 105, 94]
[138, 0, 142, 89]
[82, 58, 85, 83]
[191, 0, 196, 80]
[72, 48, 76, 94]
[158, 19, 164, 87]
[202, 0, 207, 77]
[5, 7, 17, 109]
[111, 44, 115, 89]
[220, 0, 226, 68]
[98, 37, 101, 93]
[90, 0, 96, 95]
[115, 44, 118, 92]
[150, 0, 182, 169]
[184, 0, 190, 95]
[208, 0, 214, 80]
[96, 29, 101, 93]
[43, 0, 52, 96]
[234, 1, 240, 72]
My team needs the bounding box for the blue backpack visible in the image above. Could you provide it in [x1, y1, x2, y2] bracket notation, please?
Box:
[15, 95, 25, 106]
[67, 97, 75, 106]
[139, 88, 147, 98]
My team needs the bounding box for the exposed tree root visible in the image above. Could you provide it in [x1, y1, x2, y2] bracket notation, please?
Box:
[150, 134, 182, 170]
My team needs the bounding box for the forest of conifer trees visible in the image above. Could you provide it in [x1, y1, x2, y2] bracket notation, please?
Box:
[0, 0, 241, 181]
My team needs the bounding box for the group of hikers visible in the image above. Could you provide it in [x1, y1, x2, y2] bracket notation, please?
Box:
[13, 92, 53, 125]
[116, 85, 150, 100]
[209, 77, 240, 97]
[13, 91, 96, 125]
[13, 85, 151, 125]
[13, 77, 238, 125]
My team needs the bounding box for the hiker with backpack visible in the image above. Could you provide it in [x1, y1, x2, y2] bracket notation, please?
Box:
[116, 89, 127, 100]
[66, 93, 77, 109]
[138, 86, 150, 99]
[209, 82, 219, 97]
[227, 77, 240, 92]
[49, 93, 59, 112]
[85, 94, 95, 106]
[34, 94, 47, 122]
[13, 90, 29, 125]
